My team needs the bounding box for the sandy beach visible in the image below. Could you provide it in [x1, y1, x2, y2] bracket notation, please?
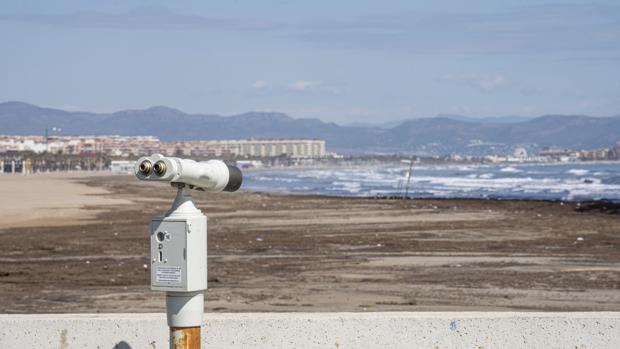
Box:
[0, 173, 618, 313]
[0, 173, 131, 229]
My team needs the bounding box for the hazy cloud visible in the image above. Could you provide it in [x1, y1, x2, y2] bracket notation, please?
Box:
[1, 4, 618, 54]
[289, 80, 322, 92]
[288, 80, 342, 95]
[296, 3, 620, 54]
[450, 105, 472, 114]
[439, 73, 508, 92]
[0, 6, 280, 31]
[478, 76, 507, 92]
[251, 80, 268, 89]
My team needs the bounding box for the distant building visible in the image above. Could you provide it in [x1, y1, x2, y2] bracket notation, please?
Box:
[236, 160, 263, 169]
[0, 135, 326, 159]
[614, 140, 620, 159]
[110, 160, 135, 173]
[539, 147, 578, 161]
[539, 141, 620, 162]
[513, 147, 528, 158]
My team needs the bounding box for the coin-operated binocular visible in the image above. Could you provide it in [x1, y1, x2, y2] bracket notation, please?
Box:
[135, 154, 242, 348]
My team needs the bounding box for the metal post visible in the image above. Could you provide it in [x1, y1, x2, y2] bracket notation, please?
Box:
[166, 291, 204, 349]
[403, 157, 414, 199]
[154, 186, 206, 349]
[170, 327, 201, 349]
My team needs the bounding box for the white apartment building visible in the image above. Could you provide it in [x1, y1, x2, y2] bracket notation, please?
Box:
[0, 135, 326, 158]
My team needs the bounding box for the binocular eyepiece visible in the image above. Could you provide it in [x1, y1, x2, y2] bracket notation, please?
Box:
[138, 160, 153, 176]
[137, 160, 169, 177]
[135, 154, 242, 192]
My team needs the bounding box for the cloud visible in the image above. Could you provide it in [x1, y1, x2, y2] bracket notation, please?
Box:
[477, 76, 507, 92]
[289, 80, 322, 91]
[288, 80, 342, 95]
[296, 3, 620, 54]
[2, 3, 617, 55]
[0, 7, 280, 31]
[450, 105, 472, 114]
[439, 73, 508, 92]
[251, 80, 268, 89]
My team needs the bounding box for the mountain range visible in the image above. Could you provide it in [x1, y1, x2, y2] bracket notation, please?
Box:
[1, 101, 619, 155]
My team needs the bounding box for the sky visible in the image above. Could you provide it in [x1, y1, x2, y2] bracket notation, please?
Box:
[1, 0, 619, 124]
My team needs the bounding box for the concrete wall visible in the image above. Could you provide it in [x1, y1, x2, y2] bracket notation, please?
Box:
[1, 312, 618, 349]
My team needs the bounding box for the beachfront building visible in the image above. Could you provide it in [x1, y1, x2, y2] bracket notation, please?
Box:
[109, 160, 136, 173]
[0, 135, 326, 158]
[237, 139, 325, 158]
[161, 139, 326, 158]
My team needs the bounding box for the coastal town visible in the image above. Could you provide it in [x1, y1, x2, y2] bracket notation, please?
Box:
[0, 134, 618, 174]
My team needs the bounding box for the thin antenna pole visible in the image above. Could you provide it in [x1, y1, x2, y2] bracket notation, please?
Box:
[45, 127, 49, 153]
[403, 157, 414, 199]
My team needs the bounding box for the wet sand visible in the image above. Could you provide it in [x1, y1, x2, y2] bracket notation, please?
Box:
[0, 174, 618, 313]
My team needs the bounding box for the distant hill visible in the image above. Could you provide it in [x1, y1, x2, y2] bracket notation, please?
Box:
[1, 101, 619, 155]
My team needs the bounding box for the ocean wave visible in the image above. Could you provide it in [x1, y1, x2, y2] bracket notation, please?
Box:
[567, 169, 590, 176]
[499, 166, 522, 173]
[244, 163, 620, 201]
[602, 176, 620, 185]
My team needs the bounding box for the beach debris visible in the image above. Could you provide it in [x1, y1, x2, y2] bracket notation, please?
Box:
[85, 260, 90, 264]
[376, 243, 382, 247]
[143, 264, 148, 269]
[256, 237, 264, 242]
[577, 237, 584, 241]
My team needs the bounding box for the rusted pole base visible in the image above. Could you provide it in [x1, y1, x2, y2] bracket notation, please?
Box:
[170, 326, 201, 349]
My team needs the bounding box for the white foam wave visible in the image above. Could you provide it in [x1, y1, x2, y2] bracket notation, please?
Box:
[500, 166, 522, 173]
[568, 169, 590, 176]
[245, 163, 620, 201]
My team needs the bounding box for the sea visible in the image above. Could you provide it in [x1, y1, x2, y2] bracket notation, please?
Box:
[243, 162, 620, 202]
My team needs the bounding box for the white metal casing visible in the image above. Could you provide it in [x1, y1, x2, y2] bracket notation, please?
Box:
[149, 186, 207, 292]
[150, 216, 207, 292]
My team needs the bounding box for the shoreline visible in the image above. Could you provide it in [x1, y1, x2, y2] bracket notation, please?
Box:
[246, 190, 620, 204]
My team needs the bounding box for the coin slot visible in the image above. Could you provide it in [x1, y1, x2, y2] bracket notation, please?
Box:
[156, 231, 166, 242]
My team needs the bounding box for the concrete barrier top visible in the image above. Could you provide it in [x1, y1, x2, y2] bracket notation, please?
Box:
[1, 312, 619, 349]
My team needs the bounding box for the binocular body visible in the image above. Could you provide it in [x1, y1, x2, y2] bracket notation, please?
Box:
[135, 153, 242, 192]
